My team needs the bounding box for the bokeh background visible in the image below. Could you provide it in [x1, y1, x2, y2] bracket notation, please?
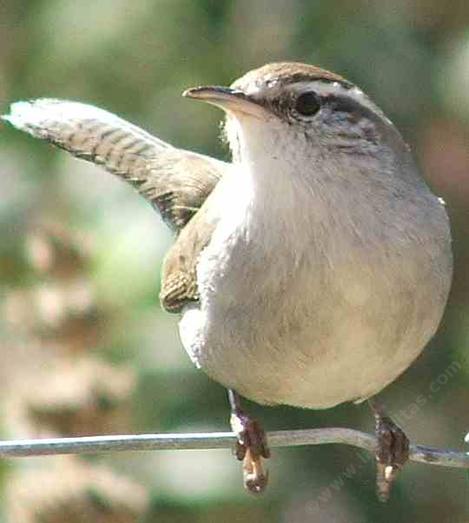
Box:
[0, 1, 468, 522]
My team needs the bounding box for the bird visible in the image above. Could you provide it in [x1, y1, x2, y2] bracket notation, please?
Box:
[2, 62, 453, 500]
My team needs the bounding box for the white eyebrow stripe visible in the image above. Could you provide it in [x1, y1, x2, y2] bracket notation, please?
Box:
[293, 81, 391, 122]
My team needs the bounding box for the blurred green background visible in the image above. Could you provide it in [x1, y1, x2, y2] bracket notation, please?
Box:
[0, 1, 468, 522]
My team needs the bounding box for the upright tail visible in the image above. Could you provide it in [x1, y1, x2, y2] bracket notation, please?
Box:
[2, 99, 225, 231]
[2, 99, 171, 181]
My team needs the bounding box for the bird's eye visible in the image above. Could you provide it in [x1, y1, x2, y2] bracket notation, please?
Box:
[294, 92, 321, 117]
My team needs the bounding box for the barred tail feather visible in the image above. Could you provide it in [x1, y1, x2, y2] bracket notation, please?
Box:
[2, 99, 171, 182]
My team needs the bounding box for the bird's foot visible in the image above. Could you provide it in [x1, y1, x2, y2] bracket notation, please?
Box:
[369, 399, 409, 502]
[228, 391, 270, 494]
[231, 410, 270, 494]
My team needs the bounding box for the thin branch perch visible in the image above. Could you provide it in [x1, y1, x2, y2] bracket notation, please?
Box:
[0, 428, 467, 469]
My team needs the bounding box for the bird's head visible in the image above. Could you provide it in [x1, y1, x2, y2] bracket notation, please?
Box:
[184, 62, 401, 169]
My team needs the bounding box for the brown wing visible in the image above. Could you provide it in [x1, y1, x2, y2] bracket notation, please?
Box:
[159, 196, 220, 312]
[3, 99, 228, 311]
[141, 150, 224, 232]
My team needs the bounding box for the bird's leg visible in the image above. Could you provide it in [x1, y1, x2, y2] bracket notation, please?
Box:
[228, 389, 270, 494]
[368, 397, 409, 502]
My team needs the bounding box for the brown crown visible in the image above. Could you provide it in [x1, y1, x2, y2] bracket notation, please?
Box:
[232, 62, 353, 91]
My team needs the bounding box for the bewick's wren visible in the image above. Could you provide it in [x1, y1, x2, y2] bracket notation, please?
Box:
[3, 62, 453, 500]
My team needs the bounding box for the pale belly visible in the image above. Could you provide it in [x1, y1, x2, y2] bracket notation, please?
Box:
[178, 230, 451, 410]
[177, 166, 452, 410]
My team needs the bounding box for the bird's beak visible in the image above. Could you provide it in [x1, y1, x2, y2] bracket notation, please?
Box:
[183, 86, 268, 119]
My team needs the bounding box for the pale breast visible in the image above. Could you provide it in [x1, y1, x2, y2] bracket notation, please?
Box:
[178, 162, 452, 409]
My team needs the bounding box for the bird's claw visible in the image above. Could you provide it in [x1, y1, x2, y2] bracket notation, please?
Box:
[374, 413, 409, 502]
[231, 411, 270, 494]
